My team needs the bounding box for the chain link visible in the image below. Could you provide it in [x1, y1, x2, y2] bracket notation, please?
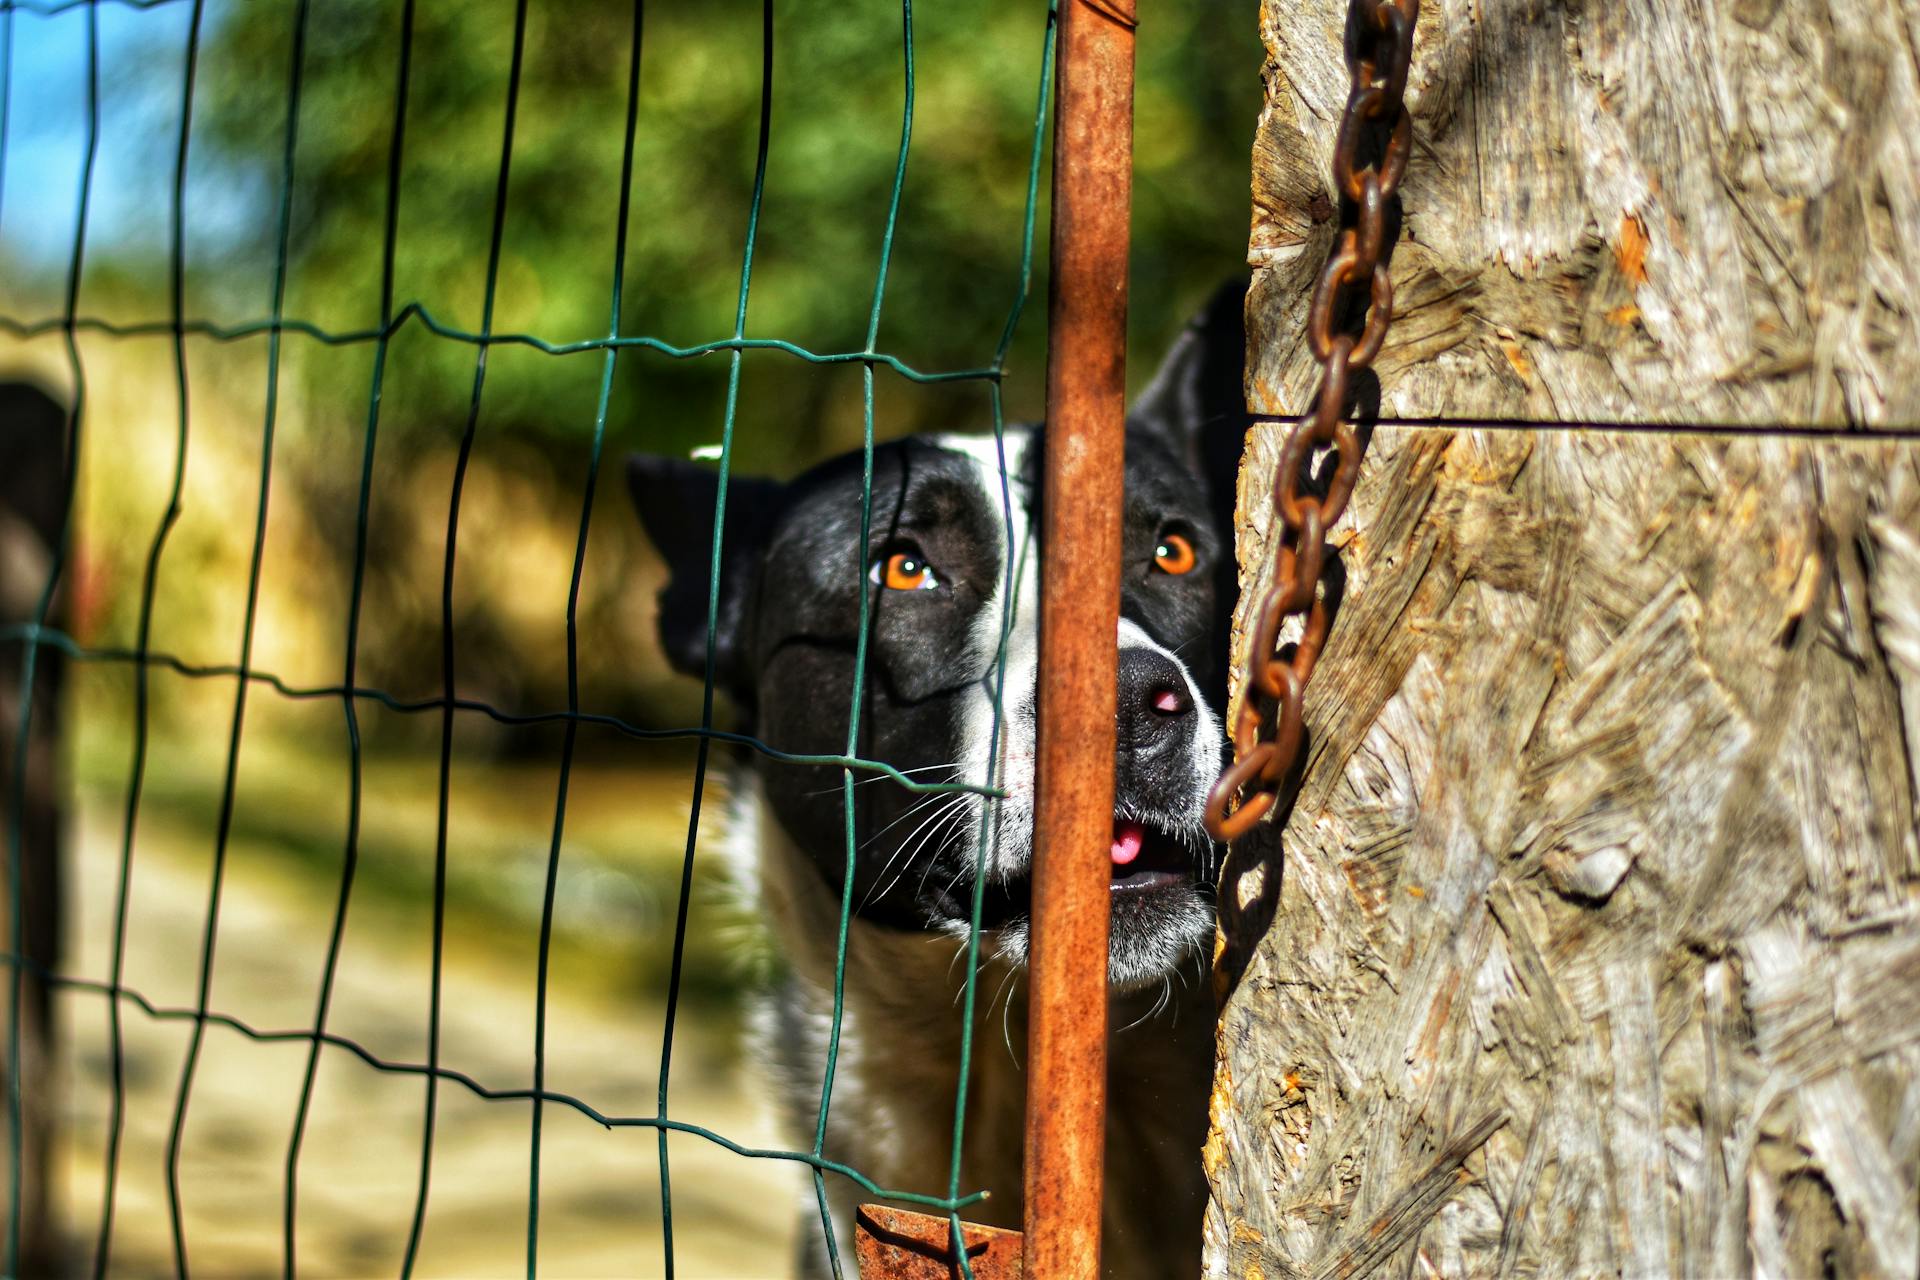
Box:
[1204, 0, 1419, 842]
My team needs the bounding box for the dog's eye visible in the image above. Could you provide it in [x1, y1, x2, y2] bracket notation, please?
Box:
[1153, 533, 1197, 576]
[871, 552, 939, 591]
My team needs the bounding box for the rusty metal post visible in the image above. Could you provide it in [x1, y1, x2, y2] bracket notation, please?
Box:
[1025, 0, 1134, 1275]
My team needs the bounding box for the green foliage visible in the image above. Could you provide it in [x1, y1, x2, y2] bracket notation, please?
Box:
[189, 0, 1260, 474]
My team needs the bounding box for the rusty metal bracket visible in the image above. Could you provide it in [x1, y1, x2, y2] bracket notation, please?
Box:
[855, 1205, 1024, 1279]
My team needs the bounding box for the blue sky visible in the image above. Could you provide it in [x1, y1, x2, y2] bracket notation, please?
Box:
[1, 0, 258, 281]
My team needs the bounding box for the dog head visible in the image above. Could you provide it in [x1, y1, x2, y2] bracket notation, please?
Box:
[628, 283, 1247, 992]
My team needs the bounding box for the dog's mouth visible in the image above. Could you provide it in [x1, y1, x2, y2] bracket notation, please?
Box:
[1108, 817, 1193, 893]
[933, 813, 1204, 931]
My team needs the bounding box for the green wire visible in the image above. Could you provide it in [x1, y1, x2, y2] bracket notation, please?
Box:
[0, 625, 1004, 799]
[943, 7, 1058, 1274]
[811, 2, 915, 1273]
[8, 959, 992, 1215]
[0, 6, 10, 1261]
[527, 3, 645, 1274]
[95, 3, 201, 1275]
[0, 311, 1003, 384]
[279, 2, 410, 1276]
[162, 4, 309, 1274]
[4, 0, 186, 11]
[0, 0, 1069, 1270]
[402, 2, 531, 1274]
[654, 1, 774, 1272]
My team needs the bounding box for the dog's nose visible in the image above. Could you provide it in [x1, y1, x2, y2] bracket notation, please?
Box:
[1116, 647, 1193, 752]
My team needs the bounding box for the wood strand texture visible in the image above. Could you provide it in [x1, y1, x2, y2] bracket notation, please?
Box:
[1209, 0, 1920, 1275]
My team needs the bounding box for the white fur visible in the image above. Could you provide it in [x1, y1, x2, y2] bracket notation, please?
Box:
[936, 435, 1222, 990]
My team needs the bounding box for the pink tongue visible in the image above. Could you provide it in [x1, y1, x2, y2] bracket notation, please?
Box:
[1111, 821, 1145, 866]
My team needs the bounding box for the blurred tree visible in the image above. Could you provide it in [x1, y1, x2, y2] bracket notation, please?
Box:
[191, 0, 1261, 471]
[53, 0, 1264, 733]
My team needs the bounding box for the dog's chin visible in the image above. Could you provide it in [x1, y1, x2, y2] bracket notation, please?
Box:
[937, 816, 1216, 994]
[1106, 880, 1215, 992]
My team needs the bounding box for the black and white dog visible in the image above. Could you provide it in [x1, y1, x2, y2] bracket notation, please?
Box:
[627, 284, 1247, 1277]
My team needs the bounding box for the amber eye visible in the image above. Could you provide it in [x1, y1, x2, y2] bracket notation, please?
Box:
[1153, 532, 1197, 576]
[871, 551, 939, 591]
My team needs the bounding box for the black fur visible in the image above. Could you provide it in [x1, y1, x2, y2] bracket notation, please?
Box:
[626, 279, 1250, 1276]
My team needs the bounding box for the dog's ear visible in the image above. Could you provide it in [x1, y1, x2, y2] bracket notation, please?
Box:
[1127, 276, 1251, 508]
[625, 454, 784, 692]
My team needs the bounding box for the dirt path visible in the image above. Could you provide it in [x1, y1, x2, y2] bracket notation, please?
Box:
[53, 799, 798, 1277]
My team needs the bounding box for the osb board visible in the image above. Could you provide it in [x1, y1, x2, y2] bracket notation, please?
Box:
[1213, 0, 1920, 1271]
[1246, 0, 1920, 432]
[1205, 425, 1920, 1277]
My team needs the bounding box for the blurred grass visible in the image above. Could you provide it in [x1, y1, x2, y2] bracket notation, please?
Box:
[55, 744, 796, 1277]
[52, 660, 794, 1275]
[67, 674, 766, 1019]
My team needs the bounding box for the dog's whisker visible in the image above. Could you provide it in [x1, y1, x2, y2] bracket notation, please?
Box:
[887, 793, 971, 880]
[1118, 975, 1175, 1034]
[865, 801, 970, 912]
[856, 788, 955, 851]
[994, 965, 1024, 1068]
[909, 796, 973, 862]
[950, 934, 998, 1006]
[1117, 992, 1156, 1034]
[917, 819, 980, 901]
[855, 809, 949, 913]
[863, 792, 948, 848]
[945, 930, 980, 987]
[945, 939, 969, 985]
[858, 794, 971, 913]
[928, 808, 1013, 901]
[933, 862, 970, 903]
[984, 961, 1015, 1020]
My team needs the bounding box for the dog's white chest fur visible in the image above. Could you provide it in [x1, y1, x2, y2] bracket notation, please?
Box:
[728, 776, 1211, 1278]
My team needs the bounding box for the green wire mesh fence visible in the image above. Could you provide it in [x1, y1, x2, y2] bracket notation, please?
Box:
[0, 0, 1058, 1273]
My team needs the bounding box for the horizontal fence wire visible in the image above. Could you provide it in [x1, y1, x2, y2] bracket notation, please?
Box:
[0, 625, 1000, 797]
[3, 954, 990, 1213]
[1248, 413, 1920, 437]
[0, 312, 1006, 384]
[0, 0, 1056, 1276]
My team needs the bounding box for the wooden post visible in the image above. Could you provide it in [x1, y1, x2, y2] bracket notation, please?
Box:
[1207, 1, 1920, 1276]
[0, 382, 70, 1277]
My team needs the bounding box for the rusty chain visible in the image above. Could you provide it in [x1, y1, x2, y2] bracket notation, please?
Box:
[1204, 0, 1419, 843]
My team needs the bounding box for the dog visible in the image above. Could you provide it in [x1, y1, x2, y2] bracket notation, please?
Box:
[627, 282, 1248, 1277]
